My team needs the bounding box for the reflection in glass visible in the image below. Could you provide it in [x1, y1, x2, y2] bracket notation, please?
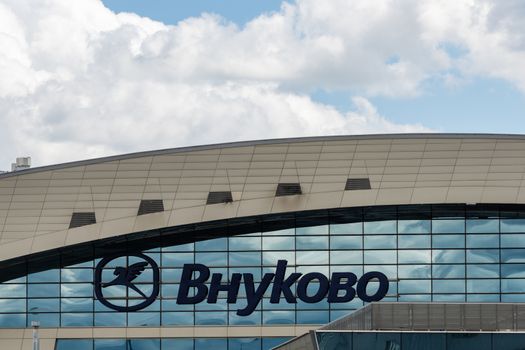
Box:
[364, 220, 396, 234]
[432, 235, 465, 249]
[432, 220, 465, 233]
[364, 235, 396, 249]
[330, 235, 362, 249]
[330, 222, 362, 235]
[296, 236, 328, 250]
[398, 220, 431, 234]
[466, 219, 499, 233]
[433, 265, 465, 279]
[398, 235, 430, 249]
[262, 236, 294, 250]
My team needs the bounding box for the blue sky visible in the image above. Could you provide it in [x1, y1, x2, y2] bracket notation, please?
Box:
[102, 0, 525, 134]
[2, 0, 525, 168]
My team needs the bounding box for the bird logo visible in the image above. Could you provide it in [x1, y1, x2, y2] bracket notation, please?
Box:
[94, 253, 160, 312]
[101, 261, 149, 298]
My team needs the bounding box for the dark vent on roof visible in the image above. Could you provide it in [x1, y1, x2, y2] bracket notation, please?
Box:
[69, 212, 96, 229]
[345, 178, 371, 190]
[138, 199, 164, 216]
[276, 183, 302, 197]
[207, 191, 233, 204]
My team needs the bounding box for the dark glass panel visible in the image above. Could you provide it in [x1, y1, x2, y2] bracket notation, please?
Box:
[94, 339, 127, 350]
[401, 333, 446, 350]
[195, 338, 227, 350]
[56, 340, 93, 350]
[447, 333, 491, 350]
[353, 332, 401, 350]
[127, 339, 160, 350]
[161, 339, 193, 350]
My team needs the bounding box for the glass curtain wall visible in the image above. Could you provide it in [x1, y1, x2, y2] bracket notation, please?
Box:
[1, 204, 525, 328]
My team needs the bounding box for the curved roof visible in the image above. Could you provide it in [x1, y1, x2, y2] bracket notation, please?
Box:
[2, 133, 525, 262]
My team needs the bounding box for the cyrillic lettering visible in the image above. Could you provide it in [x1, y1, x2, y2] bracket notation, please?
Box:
[356, 271, 389, 302]
[270, 260, 301, 304]
[327, 272, 357, 303]
[177, 263, 210, 304]
[207, 273, 241, 303]
[296, 272, 329, 303]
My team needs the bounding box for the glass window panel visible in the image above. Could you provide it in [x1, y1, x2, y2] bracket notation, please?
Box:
[229, 267, 261, 281]
[364, 250, 396, 265]
[128, 312, 160, 326]
[297, 251, 328, 265]
[433, 294, 465, 302]
[364, 220, 396, 234]
[364, 235, 396, 249]
[353, 332, 401, 350]
[492, 334, 525, 350]
[263, 251, 295, 266]
[398, 235, 430, 249]
[364, 265, 398, 279]
[95, 256, 125, 268]
[330, 265, 363, 276]
[56, 340, 93, 350]
[195, 252, 227, 266]
[398, 265, 431, 279]
[398, 280, 431, 293]
[28, 299, 59, 313]
[94, 313, 126, 327]
[162, 268, 182, 282]
[61, 268, 93, 282]
[161, 339, 193, 350]
[28, 313, 59, 327]
[465, 264, 499, 279]
[502, 249, 525, 263]
[399, 250, 431, 264]
[28, 283, 59, 297]
[502, 279, 525, 293]
[432, 250, 465, 263]
[432, 235, 465, 249]
[398, 220, 431, 234]
[399, 294, 431, 302]
[296, 236, 328, 250]
[432, 265, 465, 279]
[263, 310, 295, 324]
[262, 337, 292, 350]
[94, 339, 126, 350]
[501, 234, 525, 248]
[162, 242, 194, 252]
[330, 236, 362, 249]
[61, 313, 93, 327]
[28, 269, 60, 283]
[432, 220, 465, 233]
[297, 225, 328, 235]
[264, 228, 294, 236]
[466, 234, 499, 248]
[466, 219, 499, 233]
[296, 310, 329, 324]
[0, 284, 26, 298]
[162, 299, 193, 312]
[467, 294, 500, 302]
[229, 252, 261, 266]
[466, 249, 499, 263]
[502, 264, 525, 278]
[330, 222, 362, 235]
[0, 299, 25, 312]
[502, 294, 525, 302]
[501, 219, 525, 233]
[228, 237, 261, 251]
[195, 238, 227, 251]
[127, 339, 160, 350]
[401, 333, 446, 350]
[61, 298, 93, 312]
[95, 299, 126, 312]
[467, 279, 499, 293]
[161, 253, 193, 267]
[297, 265, 328, 276]
[229, 311, 261, 325]
[330, 250, 362, 265]
[195, 338, 227, 350]
[61, 283, 93, 297]
[162, 311, 194, 325]
[0, 314, 25, 328]
[195, 311, 227, 325]
[432, 280, 465, 293]
[229, 338, 261, 350]
[262, 237, 294, 250]
[129, 254, 160, 265]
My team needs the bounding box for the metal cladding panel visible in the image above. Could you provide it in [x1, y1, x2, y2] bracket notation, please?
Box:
[4, 134, 525, 261]
[321, 303, 525, 332]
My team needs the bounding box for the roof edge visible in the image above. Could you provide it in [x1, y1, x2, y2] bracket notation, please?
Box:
[2, 132, 525, 179]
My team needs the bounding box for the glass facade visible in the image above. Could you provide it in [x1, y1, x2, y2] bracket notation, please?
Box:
[2, 204, 525, 348]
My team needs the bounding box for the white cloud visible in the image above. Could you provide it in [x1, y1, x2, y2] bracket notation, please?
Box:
[15, 0, 525, 168]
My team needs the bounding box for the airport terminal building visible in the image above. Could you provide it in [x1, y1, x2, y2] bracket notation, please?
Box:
[2, 134, 525, 349]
